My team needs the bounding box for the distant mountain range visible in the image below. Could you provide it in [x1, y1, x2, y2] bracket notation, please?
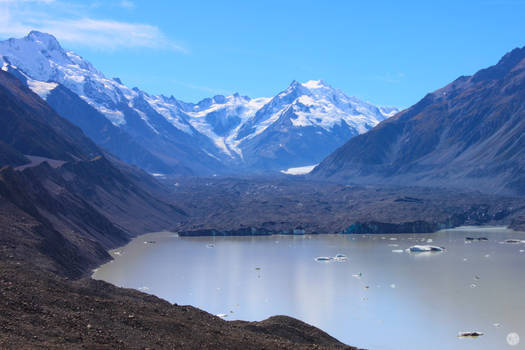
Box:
[0, 31, 397, 175]
[312, 45, 525, 195]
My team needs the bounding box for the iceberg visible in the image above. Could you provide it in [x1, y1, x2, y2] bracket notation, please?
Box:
[333, 253, 348, 261]
[314, 256, 332, 262]
[458, 331, 484, 337]
[408, 245, 444, 252]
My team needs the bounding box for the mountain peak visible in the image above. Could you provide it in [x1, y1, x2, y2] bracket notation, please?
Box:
[26, 31, 62, 51]
[286, 80, 332, 94]
[302, 80, 329, 89]
[284, 80, 310, 96]
[472, 46, 525, 82]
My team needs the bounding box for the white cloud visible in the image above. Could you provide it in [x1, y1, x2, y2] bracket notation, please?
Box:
[0, 0, 187, 52]
[0, 0, 55, 3]
[40, 18, 186, 51]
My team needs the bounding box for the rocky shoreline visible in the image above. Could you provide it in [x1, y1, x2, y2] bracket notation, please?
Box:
[0, 259, 358, 350]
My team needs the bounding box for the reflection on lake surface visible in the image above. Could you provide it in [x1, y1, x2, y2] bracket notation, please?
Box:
[93, 227, 525, 350]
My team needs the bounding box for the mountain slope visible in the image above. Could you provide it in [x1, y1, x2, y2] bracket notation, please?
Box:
[312, 46, 525, 195]
[0, 69, 186, 277]
[44, 84, 176, 174]
[0, 31, 397, 174]
[0, 67, 101, 162]
[0, 31, 223, 175]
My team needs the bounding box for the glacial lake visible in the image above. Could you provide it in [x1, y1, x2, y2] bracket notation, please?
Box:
[93, 227, 525, 350]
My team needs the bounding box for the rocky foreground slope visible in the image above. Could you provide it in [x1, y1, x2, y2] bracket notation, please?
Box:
[0, 260, 355, 350]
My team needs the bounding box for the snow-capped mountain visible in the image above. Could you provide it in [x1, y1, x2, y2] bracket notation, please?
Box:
[233, 79, 396, 170]
[0, 31, 398, 174]
[179, 79, 396, 170]
[0, 31, 226, 175]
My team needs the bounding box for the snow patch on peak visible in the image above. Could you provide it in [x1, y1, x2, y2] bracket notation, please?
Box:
[379, 106, 400, 117]
[301, 80, 326, 89]
[27, 80, 58, 99]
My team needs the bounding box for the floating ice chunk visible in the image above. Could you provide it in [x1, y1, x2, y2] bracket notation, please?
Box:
[458, 331, 484, 337]
[333, 253, 348, 261]
[503, 239, 522, 244]
[315, 256, 332, 262]
[390, 284, 396, 289]
[206, 243, 215, 248]
[352, 273, 362, 279]
[493, 323, 501, 327]
[409, 245, 444, 252]
[465, 237, 488, 242]
[426, 238, 433, 243]
[392, 249, 404, 253]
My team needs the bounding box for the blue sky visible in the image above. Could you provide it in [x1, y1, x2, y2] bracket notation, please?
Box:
[1, 0, 524, 107]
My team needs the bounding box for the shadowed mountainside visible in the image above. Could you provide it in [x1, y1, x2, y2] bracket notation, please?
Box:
[0, 69, 187, 277]
[312, 46, 525, 195]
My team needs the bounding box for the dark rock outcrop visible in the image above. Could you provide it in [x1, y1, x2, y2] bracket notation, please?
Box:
[344, 221, 440, 234]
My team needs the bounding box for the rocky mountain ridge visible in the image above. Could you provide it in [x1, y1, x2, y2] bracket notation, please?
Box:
[312, 46, 525, 196]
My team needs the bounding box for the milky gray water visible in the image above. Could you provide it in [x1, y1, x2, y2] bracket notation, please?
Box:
[93, 227, 525, 350]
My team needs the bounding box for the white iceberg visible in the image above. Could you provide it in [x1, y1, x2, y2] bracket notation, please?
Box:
[333, 253, 348, 261]
[409, 245, 444, 252]
[314, 256, 332, 262]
